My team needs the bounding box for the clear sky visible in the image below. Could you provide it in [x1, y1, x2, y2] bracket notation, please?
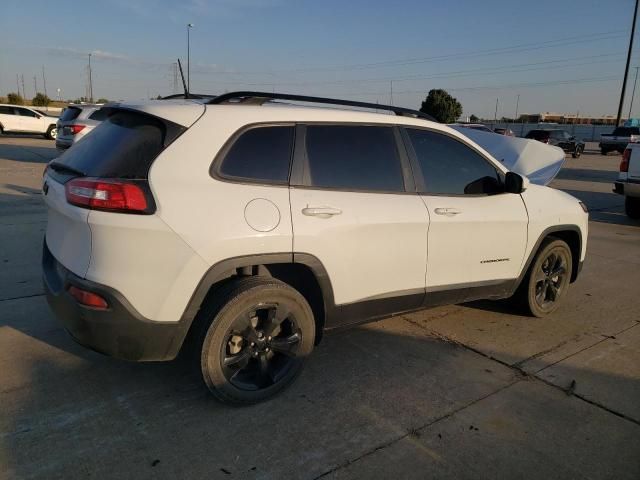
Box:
[1, 0, 639, 118]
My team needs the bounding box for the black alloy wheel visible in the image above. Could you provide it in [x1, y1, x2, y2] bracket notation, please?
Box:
[221, 302, 302, 391]
[198, 277, 315, 405]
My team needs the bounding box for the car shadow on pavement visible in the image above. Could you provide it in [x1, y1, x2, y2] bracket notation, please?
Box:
[2, 312, 639, 480]
[0, 139, 58, 164]
[555, 168, 619, 184]
[561, 189, 639, 227]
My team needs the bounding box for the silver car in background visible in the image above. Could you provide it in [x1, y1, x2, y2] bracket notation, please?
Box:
[55, 104, 107, 150]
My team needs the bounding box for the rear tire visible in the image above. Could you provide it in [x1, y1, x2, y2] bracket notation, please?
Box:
[197, 277, 315, 405]
[512, 238, 573, 318]
[600, 148, 609, 155]
[625, 196, 640, 219]
[45, 125, 57, 140]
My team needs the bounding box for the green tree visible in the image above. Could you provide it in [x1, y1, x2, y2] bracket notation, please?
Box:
[419, 89, 463, 123]
[32, 92, 51, 106]
[469, 114, 479, 122]
[7, 92, 24, 105]
[96, 98, 109, 104]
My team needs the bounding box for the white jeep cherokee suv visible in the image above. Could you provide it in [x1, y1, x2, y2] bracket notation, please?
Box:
[42, 92, 588, 404]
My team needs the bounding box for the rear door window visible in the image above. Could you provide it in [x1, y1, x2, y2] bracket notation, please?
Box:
[217, 126, 294, 184]
[303, 125, 405, 192]
[54, 110, 181, 179]
[0, 106, 15, 115]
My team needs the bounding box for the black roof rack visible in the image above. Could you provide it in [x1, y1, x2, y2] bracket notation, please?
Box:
[160, 93, 216, 100]
[207, 91, 437, 122]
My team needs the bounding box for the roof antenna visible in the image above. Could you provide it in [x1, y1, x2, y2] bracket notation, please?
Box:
[177, 59, 189, 99]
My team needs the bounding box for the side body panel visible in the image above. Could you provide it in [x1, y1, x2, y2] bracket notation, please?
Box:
[421, 193, 528, 289]
[290, 188, 429, 305]
[519, 184, 588, 265]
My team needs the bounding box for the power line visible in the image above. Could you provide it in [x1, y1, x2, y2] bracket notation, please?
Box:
[216, 29, 627, 76]
[223, 52, 631, 88]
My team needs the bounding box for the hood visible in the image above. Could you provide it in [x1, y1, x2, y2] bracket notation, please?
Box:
[451, 126, 565, 185]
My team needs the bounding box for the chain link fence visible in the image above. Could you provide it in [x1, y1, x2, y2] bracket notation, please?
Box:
[487, 122, 614, 142]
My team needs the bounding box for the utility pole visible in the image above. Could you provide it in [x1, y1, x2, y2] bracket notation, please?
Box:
[42, 66, 48, 98]
[33, 76, 37, 96]
[21, 75, 25, 100]
[494, 98, 499, 123]
[16, 74, 20, 97]
[616, 0, 639, 126]
[514, 94, 520, 121]
[628, 66, 640, 119]
[88, 53, 93, 102]
[390, 80, 394, 105]
[187, 23, 194, 92]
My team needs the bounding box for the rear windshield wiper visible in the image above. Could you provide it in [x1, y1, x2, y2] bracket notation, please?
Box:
[48, 161, 86, 177]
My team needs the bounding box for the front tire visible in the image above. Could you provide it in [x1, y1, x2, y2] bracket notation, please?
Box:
[198, 277, 315, 405]
[626, 196, 640, 219]
[572, 146, 582, 158]
[514, 238, 573, 317]
[45, 125, 57, 140]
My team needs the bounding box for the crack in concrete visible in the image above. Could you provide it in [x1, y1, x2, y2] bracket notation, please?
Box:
[0, 293, 45, 303]
[401, 318, 640, 428]
[312, 380, 519, 479]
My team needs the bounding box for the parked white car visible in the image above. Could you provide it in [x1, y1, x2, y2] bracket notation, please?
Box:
[0, 104, 59, 139]
[42, 92, 588, 405]
[614, 146, 640, 218]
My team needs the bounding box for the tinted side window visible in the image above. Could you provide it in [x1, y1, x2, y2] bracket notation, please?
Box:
[304, 125, 404, 192]
[407, 129, 501, 195]
[219, 126, 293, 183]
[16, 108, 37, 117]
[0, 106, 14, 115]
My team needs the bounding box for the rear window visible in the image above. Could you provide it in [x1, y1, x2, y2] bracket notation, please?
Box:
[59, 107, 82, 122]
[55, 110, 179, 179]
[88, 108, 109, 121]
[526, 130, 550, 140]
[612, 127, 640, 136]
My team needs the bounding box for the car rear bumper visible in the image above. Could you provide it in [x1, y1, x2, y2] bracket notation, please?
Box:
[42, 241, 189, 361]
[55, 138, 72, 150]
[614, 180, 640, 196]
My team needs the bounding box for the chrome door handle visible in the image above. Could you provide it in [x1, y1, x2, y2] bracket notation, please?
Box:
[434, 207, 462, 217]
[302, 206, 342, 218]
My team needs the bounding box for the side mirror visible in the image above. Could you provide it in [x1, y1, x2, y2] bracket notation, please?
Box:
[505, 172, 527, 194]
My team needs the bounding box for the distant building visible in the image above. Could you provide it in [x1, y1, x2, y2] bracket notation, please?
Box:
[518, 112, 624, 125]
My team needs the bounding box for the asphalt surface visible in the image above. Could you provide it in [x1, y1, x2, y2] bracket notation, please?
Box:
[0, 135, 638, 480]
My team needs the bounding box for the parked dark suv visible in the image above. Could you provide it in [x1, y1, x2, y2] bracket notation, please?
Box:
[525, 129, 585, 158]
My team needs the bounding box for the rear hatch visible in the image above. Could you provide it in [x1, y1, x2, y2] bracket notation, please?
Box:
[43, 107, 191, 277]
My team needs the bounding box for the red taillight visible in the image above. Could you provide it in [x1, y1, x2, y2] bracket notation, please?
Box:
[65, 178, 150, 213]
[69, 124, 86, 135]
[67, 285, 108, 309]
[621, 149, 631, 172]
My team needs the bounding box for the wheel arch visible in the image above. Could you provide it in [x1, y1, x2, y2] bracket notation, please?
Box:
[513, 225, 583, 293]
[179, 253, 335, 352]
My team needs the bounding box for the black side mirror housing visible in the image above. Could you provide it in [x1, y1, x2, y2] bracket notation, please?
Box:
[505, 171, 524, 194]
